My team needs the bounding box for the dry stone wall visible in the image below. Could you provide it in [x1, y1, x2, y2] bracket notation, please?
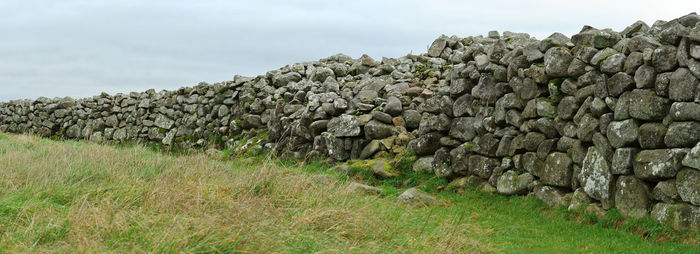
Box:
[2, 13, 700, 230]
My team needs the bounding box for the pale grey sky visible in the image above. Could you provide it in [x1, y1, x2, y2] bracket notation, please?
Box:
[1, 0, 698, 101]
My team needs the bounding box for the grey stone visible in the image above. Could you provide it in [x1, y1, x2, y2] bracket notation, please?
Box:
[568, 188, 592, 211]
[633, 149, 687, 180]
[653, 180, 679, 203]
[544, 47, 573, 77]
[413, 156, 434, 173]
[497, 171, 534, 195]
[449, 117, 477, 142]
[154, 114, 174, 129]
[468, 155, 500, 179]
[606, 119, 639, 148]
[651, 203, 700, 231]
[346, 182, 383, 196]
[397, 188, 441, 207]
[402, 110, 421, 129]
[383, 96, 403, 116]
[664, 122, 700, 148]
[683, 143, 700, 170]
[409, 132, 442, 156]
[328, 114, 360, 137]
[652, 45, 678, 72]
[557, 96, 578, 120]
[677, 168, 700, 206]
[615, 175, 650, 218]
[612, 147, 639, 175]
[638, 123, 667, 149]
[634, 65, 656, 88]
[533, 185, 569, 208]
[241, 114, 262, 129]
[669, 68, 699, 102]
[627, 89, 671, 121]
[670, 102, 700, 121]
[360, 140, 381, 159]
[607, 72, 634, 97]
[371, 111, 393, 124]
[600, 53, 626, 74]
[541, 152, 573, 188]
[579, 147, 615, 207]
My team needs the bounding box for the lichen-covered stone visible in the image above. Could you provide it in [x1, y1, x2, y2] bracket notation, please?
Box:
[615, 175, 650, 218]
[633, 149, 687, 180]
[677, 168, 700, 206]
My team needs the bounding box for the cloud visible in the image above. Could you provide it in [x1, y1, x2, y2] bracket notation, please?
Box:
[0, 0, 698, 101]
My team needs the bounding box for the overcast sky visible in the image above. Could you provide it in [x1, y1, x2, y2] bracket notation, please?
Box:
[1, 0, 698, 101]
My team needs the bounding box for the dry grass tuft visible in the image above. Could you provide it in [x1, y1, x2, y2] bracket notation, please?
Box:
[0, 134, 492, 253]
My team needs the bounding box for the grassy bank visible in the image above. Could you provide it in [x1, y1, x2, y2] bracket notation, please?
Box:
[0, 132, 697, 253]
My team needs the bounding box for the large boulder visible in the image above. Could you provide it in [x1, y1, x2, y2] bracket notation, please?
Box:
[677, 168, 700, 206]
[579, 147, 615, 207]
[614, 176, 650, 218]
[633, 149, 687, 180]
[541, 152, 573, 188]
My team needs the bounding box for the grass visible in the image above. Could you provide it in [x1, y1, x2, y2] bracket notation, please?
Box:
[0, 132, 698, 253]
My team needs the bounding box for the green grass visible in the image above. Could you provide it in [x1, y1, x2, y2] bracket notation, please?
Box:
[0, 133, 698, 253]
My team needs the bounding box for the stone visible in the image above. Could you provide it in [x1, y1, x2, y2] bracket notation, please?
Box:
[612, 148, 639, 175]
[652, 45, 678, 72]
[600, 53, 626, 74]
[427, 35, 447, 57]
[497, 170, 534, 195]
[670, 102, 700, 121]
[397, 188, 441, 207]
[533, 185, 569, 208]
[669, 68, 699, 102]
[638, 123, 667, 149]
[536, 99, 557, 118]
[541, 152, 573, 188]
[614, 175, 650, 218]
[557, 96, 578, 120]
[544, 47, 573, 77]
[328, 114, 360, 137]
[241, 114, 262, 129]
[577, 114, 598, 142]
[383, 96, 403, 116]
[606, 119, 639, 148]
[579, 147, 615, 207]
[607, 72, 634, 97]
[627, 89, 671, 121]
[402, 110, 421, 129]
[683, 143, 700, 170]
[346, 182, 383, 195]
[677, 168, 700, 206]
[154, 114, 174, 129]
[371, 111, 393, 124]
[568, 188, 592, 211]
[633, 149, 687, 180]
[634, 65, 656, 88]
[449, 117, 478, 142]
[372, 159, 397, 178]
[409, 132, 442, 156]
[413, 156, 434, 173]
[651, 203, 700, 231]
[468, 155, 500, 179]
[360, 140, 381, 159]
[653, 180, 679, 203]
[664, 122, 700, 148]
[364, 120, 393, 140]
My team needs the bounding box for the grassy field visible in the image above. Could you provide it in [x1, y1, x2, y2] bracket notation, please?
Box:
[0, 132, 698, 253]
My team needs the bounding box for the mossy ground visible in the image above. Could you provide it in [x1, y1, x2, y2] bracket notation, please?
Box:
[0, 132, 698, 253]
